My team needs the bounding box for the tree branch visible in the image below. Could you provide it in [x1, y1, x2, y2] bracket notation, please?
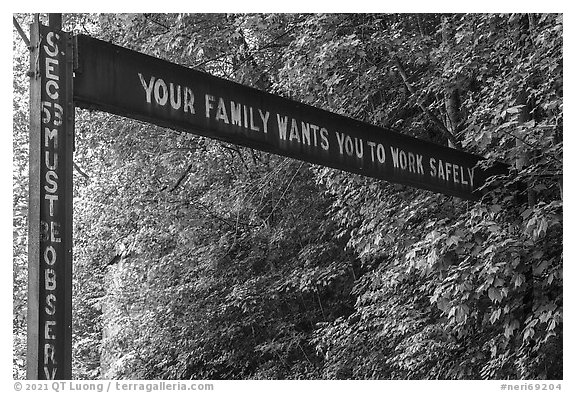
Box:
[218, 143, 251, 174]
[183, 198, 257, 229]
[193, 23, 297, 70]
[13, 16, 30, 48]
[263, 162, 304, 224]
[73, 161, 90, 180]
[169, 162, 194, 192]
[143, 14, 170, 32]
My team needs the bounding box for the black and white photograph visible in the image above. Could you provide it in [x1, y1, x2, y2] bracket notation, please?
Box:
[11, 9, 565, 390]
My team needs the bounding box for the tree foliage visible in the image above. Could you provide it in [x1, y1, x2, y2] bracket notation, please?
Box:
[13, 13, 34, 380]
[13, 13, 562, 379]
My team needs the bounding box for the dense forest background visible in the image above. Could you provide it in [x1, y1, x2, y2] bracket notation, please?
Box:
[13, 13, 562, 379]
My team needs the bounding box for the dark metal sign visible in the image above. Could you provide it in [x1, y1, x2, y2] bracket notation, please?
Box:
[73, 36, 509, 201]
[27, 22, 73, 380]
[73, 35, 506, 200]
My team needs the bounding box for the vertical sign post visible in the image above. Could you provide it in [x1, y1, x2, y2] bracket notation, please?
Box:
[27, 16, 74, 380]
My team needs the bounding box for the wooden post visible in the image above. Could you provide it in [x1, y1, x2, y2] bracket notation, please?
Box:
[27, 14, 73, 380]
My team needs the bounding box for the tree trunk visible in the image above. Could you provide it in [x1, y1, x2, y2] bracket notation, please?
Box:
[394, 57, 461, 148]
[441, 16, 461, 149]
[444, 85, 461, 149]
[513, 16, 538, 378]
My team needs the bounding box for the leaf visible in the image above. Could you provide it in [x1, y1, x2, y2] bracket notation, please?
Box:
[489, 308, 502, 324]
[536, 218, 549, 238]
[549, 319, 557, 331]
[504, 319, 520, 338]
[523, 327, 535, 341]
[513, 274, 525, 288]
[488, 287, 502, 303]
[446, 235, 461, 247]
[436, 297, 450, 312]
[533, 259, 551, 276]
[456, 304, 470, 323]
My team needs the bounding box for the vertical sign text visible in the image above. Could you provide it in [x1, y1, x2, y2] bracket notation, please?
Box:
[28, 23, 73, 380]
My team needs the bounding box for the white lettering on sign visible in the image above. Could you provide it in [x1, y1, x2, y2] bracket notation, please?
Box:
[258, 110, 269, 134]
[204, 94, 271, 136]
[276, 114, 329, 150]
[139, 74, 155, 102]
[336, 132, 364, 159]
[45, 320, 56, 340]
[134, 71, 481, 195]
[390, 147, 424, 175]
[139, 73, 196, 115]
[184, 87, 195, 114]
[40, 29, 63, 380]
[430, 157, 475, 189]
[366, 141, 386, 164]
[170, 83, 181, 109]
[46, 80, 59, 100]
[43, 366, 57, 380]
[154, 78, 168, 106]
[45, 294, 56, 315]
[215, 97, 229, 124]
[45, 58, 59, 80]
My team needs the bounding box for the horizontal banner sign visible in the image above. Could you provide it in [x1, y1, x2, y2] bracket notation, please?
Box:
[73, 34, 507, 200]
